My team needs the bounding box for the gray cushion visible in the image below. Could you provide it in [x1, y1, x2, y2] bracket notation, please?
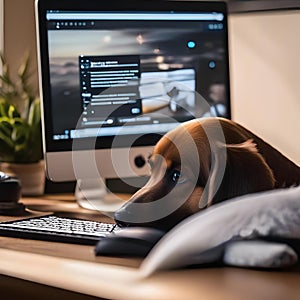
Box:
[223, 240, 298, 268]
[141, 186, 300, 276]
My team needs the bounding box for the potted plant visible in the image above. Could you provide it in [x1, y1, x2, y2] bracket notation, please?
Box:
[0, 53, 44, 195]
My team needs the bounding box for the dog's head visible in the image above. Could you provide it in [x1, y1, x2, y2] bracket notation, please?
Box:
[114, 118, 275, 230]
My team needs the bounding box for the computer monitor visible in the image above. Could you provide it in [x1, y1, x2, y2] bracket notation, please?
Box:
[35, 0, 231, 212]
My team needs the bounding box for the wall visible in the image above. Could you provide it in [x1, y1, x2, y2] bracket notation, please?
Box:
[3, 0, 37, 87]
[0, 0, 3, 53]
[229, 10, 300, 164]
[3, 1, 300, 164]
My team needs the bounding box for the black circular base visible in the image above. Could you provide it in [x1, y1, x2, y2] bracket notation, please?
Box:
[0, 202, 27, 216]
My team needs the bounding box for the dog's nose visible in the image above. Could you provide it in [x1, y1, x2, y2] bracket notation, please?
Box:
[114, 206, 135, 227]
[114, 203, 156, 227]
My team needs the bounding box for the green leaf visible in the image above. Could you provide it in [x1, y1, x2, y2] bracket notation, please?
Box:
[12, 125, 29, 144]
[18, 53, 30, 78]
[0, 129, 14, 149]
[0, 119, 13, 136]
[0, 52, 42, 163]
[8, 104, 20, 119]
[0, 100, 10, 117]
[0, 99, 21, 119]
[28, 98, 41, 126]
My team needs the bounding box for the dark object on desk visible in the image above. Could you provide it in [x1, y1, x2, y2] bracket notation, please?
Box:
[95, 227, 165, 257]
[0, 171, 25, 216]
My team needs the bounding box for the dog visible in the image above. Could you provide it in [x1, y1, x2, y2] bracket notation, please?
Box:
[114, 117, 300, 230]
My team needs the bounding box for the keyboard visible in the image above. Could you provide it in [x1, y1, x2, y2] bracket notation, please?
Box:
[0, 215, 120, 245]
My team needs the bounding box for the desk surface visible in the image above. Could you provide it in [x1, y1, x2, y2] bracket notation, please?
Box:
[1, 194, 300, 300]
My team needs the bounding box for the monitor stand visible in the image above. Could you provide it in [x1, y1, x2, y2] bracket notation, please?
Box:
[75, 178, 126, 218]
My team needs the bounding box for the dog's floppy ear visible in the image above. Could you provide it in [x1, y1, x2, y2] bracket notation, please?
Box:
[200, 140, 276, 208]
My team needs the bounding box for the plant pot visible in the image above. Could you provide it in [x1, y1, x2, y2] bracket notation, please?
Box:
[0, 160, 45, 196]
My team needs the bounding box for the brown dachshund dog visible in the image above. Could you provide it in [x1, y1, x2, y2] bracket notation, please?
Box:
[114, 117, 300, 230]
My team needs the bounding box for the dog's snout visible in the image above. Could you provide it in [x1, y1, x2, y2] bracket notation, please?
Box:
[114, 200, 160, 228]
[114, 206, 135, 227]
[114, 218, 130, 228]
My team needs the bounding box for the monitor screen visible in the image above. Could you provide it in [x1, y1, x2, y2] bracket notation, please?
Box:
[36, 0, 231, 184]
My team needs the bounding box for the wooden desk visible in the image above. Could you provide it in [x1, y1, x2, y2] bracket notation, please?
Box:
[0, 194, 300, 300]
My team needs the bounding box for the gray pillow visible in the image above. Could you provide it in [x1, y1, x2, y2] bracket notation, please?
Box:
[141, 186, 300, 276]
[223, 240, 298, 268]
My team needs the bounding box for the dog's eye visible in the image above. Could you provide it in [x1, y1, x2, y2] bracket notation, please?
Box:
[171, 170, 184, 183]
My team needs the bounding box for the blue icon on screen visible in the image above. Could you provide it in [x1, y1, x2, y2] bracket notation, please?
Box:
[187, 41, 196, 49]
[209, 61, 216, 69]
[131, 107, 141, 114]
